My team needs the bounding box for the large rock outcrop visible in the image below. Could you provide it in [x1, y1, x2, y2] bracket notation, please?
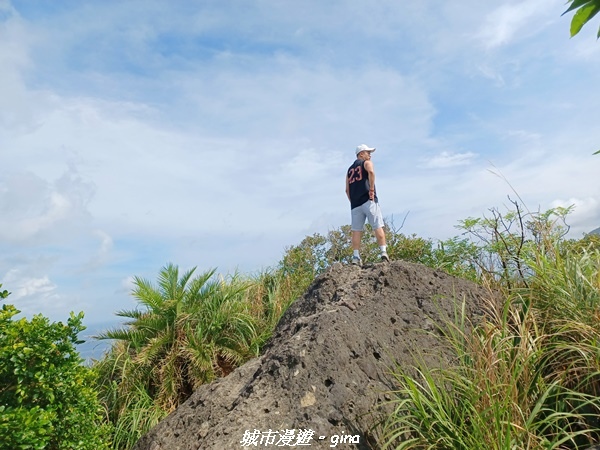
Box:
[133, 260, 491, 449]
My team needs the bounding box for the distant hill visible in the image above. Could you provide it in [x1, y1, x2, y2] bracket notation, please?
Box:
[589, 227, 600, 236]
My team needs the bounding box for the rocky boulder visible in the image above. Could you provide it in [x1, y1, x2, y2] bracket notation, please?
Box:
[133, 260, 492, 450]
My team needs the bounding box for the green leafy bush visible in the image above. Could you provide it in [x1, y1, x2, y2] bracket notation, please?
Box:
[0, 292, 111, 450]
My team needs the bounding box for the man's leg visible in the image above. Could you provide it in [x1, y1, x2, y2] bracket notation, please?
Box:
[374, 227, 386, 246]
[368, 199, 389, 262]
[350, 206, 366, 265]
[374, 227, 390, 262]
[352, 230, 363, 251]
[351, 230, 363, 265]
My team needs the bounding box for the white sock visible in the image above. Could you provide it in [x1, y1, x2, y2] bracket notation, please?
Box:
[353, 250, 360, 258]
[380, 245, 387, 254]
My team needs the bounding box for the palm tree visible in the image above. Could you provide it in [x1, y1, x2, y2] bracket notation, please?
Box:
[94, 263, 260, 448]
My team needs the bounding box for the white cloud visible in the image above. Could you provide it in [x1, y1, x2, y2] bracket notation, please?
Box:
[1, 269, 63, 316]
[476, 0, 562, 49]
[551, 197, 600, 237]
[0, 167, 94, 244]
[118, 276, 136, 295]
[8, 273, 56, 300]
[1, 0, 600, 331]
[1, 54, 436, 240]
[96, 229, 113, 254]
[0, 5, 42, 133]
[83, 229, 113, 270]
[476, 64, 507, 86]
[420, 151, 477, 169]
[568, 36, 600, 61]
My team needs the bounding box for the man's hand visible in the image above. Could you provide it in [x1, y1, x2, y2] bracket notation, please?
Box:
[369, 189, 374, 201]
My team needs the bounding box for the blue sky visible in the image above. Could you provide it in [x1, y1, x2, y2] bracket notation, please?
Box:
[1, 0, 599, 336]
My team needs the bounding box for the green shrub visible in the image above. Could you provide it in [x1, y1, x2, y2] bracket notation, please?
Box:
[380, 209, 600, 449]
[0, 295, 111, 450]
[94, 264, 270, 449]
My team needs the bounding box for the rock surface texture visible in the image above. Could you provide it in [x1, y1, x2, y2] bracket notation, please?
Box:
[133, 260, 491, 450]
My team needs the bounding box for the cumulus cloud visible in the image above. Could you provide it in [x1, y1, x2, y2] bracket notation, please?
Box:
[1, 268, 61, 315]
[5, 272, 56, 300]
[0, 167, 94, 244]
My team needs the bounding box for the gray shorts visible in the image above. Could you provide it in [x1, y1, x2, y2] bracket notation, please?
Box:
[351, 200, 384, 231]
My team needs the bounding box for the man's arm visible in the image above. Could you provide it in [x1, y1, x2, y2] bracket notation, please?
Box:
[364, 160, 376, 200]
[345, 174, 351, 201]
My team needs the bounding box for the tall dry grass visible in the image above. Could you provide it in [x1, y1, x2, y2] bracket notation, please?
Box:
[381, 238, 600, 449]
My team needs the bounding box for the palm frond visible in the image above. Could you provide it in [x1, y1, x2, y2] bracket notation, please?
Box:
[157, 263, 180, 300]
[131, 276, 165, 311]
[114, 308, 146, 320]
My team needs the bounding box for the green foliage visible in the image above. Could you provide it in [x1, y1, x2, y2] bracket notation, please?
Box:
[94, 263, 269, 449]
[564, 232, 600, 254]
[0, 283, 9, 299]
[280, 232, 329, 295]
[0, 301, 111, 450]
[92, 201, 599, 449]
[454, 200, 572, 289]
[0, 405, 54, 450]
[243, 268, 300, 348]
[563, 0, 600, 38]
[381, 209, 600, 449]
[430, 236, 480, 281]
[278, 219, 494, 294]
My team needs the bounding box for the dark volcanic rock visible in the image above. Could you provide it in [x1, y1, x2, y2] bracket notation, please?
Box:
[133, 260, 491, 450]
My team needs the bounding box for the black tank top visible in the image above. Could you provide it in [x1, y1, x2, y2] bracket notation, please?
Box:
[347, 159, 377, 209]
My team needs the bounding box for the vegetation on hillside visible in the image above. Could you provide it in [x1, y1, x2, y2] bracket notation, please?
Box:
[90, 216, 491, 449]
[87, 200, 600, 449]
[2, 200, 600, 449]
[1, 5, 599, 449]
[0, 286, 112, 450]
[381, 205, 600, 449]
[91, 262, 307, 448]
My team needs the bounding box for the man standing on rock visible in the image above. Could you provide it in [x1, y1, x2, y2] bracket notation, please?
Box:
[345, 144, 389, 266]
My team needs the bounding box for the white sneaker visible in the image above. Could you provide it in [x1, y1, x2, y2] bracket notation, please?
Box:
[351, 256, 362, 266]
[381, 252, 390, 263]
